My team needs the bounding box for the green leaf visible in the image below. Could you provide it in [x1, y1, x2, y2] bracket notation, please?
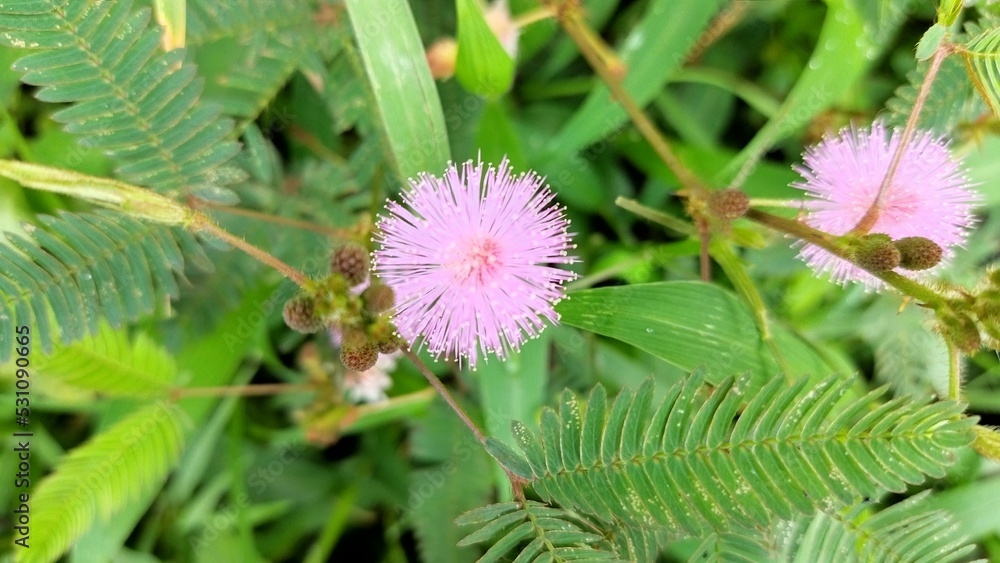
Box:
[32, 322, 176, 397]
[917, 23, 948, 60]
[19, 402, 187, 563]
[344, 0, 451, 181]
[188, 0, 325, 121]
[556, 282, 771, 386]
[548, 0, 724, 156]
[410, 401, 494, 563]
[513, 373, 974, 536]
[961, 26, 1000, 119]
[0, 0, 244, 197]
[455, 0, 514, 98]
[886, 53, 980, 133]
[456, 502, 627, 562]
[0, 211, 206, 362]
[720, 0, 892, 185]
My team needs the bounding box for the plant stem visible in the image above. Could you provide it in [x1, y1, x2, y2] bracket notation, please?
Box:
[746, 208, 947, 307]
[401, 348, 525, 500]
[947, 339, 962, 401]
[171, 383, 313, 400]
[402, 348, 486, 444]
[197, 200, 358, 238]
[849, 43, 951, 234]
[514, 5, 556, 28]
[549, 1, 702, 190]
[192, 214, 310, 288]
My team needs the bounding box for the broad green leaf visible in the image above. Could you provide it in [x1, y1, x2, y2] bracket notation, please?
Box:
[455, 0, 515, 98]
[345, 0, 451, 180]
[556, 281, 771, 385]
[547, 0, 724, 156]
[33, 322, 176, 397]
[476, 98, 526, 170]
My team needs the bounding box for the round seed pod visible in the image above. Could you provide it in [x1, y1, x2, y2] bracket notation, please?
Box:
[364, 283, 396, 314]
[341, 342, 379, 372]
[331, 243, 370, 286]
[894, 236, 943, 271]
[282, 295, 323, 333]
[854, 234, 901, 272]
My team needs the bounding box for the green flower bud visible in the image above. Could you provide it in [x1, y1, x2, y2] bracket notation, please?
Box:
[854, 234, 900, 272]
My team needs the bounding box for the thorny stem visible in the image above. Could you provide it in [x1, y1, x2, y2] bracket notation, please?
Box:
[171, 383, 314, 400]
[192, 214, 310, 288]
[849, 42, 952, 234]
[402, 348, 526, 500]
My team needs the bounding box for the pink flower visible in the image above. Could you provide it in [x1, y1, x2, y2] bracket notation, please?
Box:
[793, 123, 977, 289]
[374, 157, 576, 368]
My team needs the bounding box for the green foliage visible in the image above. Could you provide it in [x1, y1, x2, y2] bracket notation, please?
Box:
[886, 54, 979, 132]
[187, 0, 327, 121]
[456, 501, 628, 562]
[20, 402, 187, 563]
[454, 0, 514, 98]
[0, 211, 208, 361]
[0, 0, 245, 199]
[499, 373, 973, 536]
[409, 401, 494, 563]
[962, 26, 1000, 119]
[693, 494, 975, 562]
[344, 0, 451, 181]
[556, 282, 773, 386]
[32, 321, 176, 397]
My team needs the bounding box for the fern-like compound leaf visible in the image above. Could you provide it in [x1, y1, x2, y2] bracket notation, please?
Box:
[187, 0, 327, 121]
[456, 501, 628, 563]
[32, 321, 176, 397]
[505, 373, 974, 537]
[0, 211, 208, 362]
[962, 26, 1000, 119]
[20, 402, 187, 563]
[0, 0, 244, 198]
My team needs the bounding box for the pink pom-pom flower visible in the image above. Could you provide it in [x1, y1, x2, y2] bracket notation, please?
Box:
[793, 122, 978, 289]
[373, 157, 577, 368]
